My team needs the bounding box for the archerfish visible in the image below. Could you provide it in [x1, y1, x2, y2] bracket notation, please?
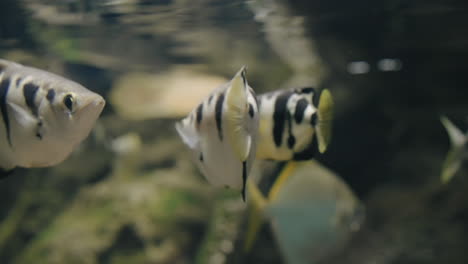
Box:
[0, 59, 105, 175]
[256, 87, 333, 161]
[175, 66, 259, 201]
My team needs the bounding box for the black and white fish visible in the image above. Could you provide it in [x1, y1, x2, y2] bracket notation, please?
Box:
[256, 87, 333, 161]
[0, 59, 105, 174]
[175, 66, 259, 201]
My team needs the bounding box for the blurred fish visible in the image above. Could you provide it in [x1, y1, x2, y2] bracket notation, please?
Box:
[246, 161, 364, 264]
[0, 59, 105, 175]
[440, 116, 468, 183]
[256, 87, 333, 161]
[175, 66, 259, 201]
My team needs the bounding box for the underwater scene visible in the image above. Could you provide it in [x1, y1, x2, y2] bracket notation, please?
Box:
[1, 0, 468, 263]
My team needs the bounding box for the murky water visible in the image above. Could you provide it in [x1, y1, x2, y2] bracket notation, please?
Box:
[1, 0, 468, 263]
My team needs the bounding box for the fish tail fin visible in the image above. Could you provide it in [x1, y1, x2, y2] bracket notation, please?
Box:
[226, 66, 251, 161]
[440, 116, 466, 183]
[441, 149, 463, 184]
[244, 178, 267, 252]
[440, 116, 466, 147]
[316, 89, 334, 153]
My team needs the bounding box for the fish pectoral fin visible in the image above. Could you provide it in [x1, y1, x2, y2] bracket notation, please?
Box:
[316, 89, 334, 153]
[8, 102, 38, 131]
[268, 161, 297, 201]
[175, 119, 199, 149]
[227, 122, 252, 161]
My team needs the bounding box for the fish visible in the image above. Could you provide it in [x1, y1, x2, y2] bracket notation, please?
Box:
[245, 161, 364, 264]
[256, 87, 333, 161]
[440, 116, 468, 183]
[175, 66, 259, 201]
[0, 59, 105, 175]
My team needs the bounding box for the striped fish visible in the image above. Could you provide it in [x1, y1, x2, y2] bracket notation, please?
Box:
[256, 87, 333, 161]
[175, 66, 259, 201]
[0, 59, 105, 174]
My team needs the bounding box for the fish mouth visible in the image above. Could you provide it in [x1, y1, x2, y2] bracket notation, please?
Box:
[82, 96, 106, 113]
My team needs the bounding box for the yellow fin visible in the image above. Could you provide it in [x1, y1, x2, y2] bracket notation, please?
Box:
[440, 116, 465, 147]
[441, 149, 463, 184]
[244, 179, 267, 252]
[316, 89, 334, 153]
[226, 66, 250, 161]
[440, 116, 467, 183]
[268, 162, 297, 202]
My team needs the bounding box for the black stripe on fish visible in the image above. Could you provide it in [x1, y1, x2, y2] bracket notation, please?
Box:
[215, 93, 225, 141]
[241, 160, 247, 202]
[248, 103, 255, 118]
[272, 91, 293, 147]
[310, 112, 318, 126]
[0, 63, 5, 74]
[196, 103, 203, 127]
[23, 82, 39, 117]
[208, 95, 213, 105]
[46, 89, 55, 103]
[286, 111, 295, 149]
[15, 77, 23, 88]
[299, 87, 315, 94]
[241, 69, 247, 88]
[0, 77, 12, 147]
[288, 135, 296, 149]
[36, 119, 43, 140]
[312, 89, 321, 108]
[293, 133, 318, 160]
[294, 98, 308, 123]
[199, 152, 204, 162]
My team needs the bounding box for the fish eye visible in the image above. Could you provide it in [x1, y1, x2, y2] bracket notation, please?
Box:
[63, 94, 74, 111]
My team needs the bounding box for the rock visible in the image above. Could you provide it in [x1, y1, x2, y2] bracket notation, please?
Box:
[110, 67, 227, 120]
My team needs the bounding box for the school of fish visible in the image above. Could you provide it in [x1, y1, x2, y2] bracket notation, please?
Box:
[176, 66, 334, 200]
[0, 58, 333, 202]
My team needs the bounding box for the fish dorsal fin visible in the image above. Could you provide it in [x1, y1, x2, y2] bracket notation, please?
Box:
[225, 66, 251, 161]
[316, 89, 334, 153]
[440, 116, 466, 147]
[175, 118, 199, 149]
